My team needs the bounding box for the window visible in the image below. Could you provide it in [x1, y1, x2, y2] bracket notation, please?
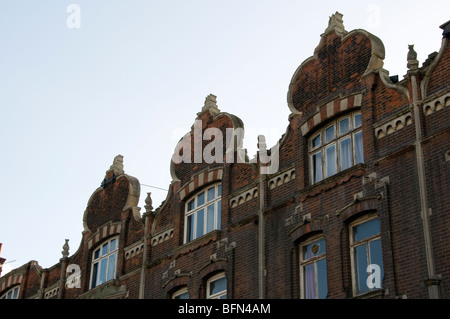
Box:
[1, 286, 19, 299]
[350, 216, 384, 295]
[90, 237, 119, 289]
[309, 112, 363, 184]
[172, 287, 189, 299]
[300, 236, 328, 299]
[185, 184, 222, 243]
[207, 273, 227, 299]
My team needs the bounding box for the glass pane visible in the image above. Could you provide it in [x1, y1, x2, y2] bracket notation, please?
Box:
[188, 199, 195, 211]
[110, 238, 117, 251]
[174, 291, 189, 299]
[353, 218, 380, 242]
[303, 238, 326, 260]
[196, 209, 204, 238]
[312, 151, 322, 183]
[197, 192, 205, 207]
[217, 185, 222, 197]
[187, 215, 194, 242]
[101, 242, 108, 256]
[325, 144, 337, 177]
[355, 244, 369, 294]
[325, 125, 335, 143]
[304, 263, 315, 299]
[339, 118, 350, 135]
[99, 258, 107, 285]
[217, 200, 221, 229]
[13, 287, 19, 299]
[369, 239, 384, 288]
[94, 248, 100, 260]
[339, 137, 352, 171]
[210, 276, 226, 296]
[312, 134, 321, 148]
[207, 204, 215, 233]
[317, 259, 328, 299]
[354, 113, 362, 128]
[92, 263, 98, 288]
[219, 294, 227, 299]
[354, 131, 364, 164]
[207, 187, 215, 202]
[107, 254, 116, 281]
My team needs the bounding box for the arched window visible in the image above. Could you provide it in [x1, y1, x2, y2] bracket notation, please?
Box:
[299, 235, 328, 299]
[349, 215, 384, 295]
[0, 286, 19, 299]
[185, 184, 222, 243]
[172, 286, 189, 299]
[309, 112, 363, 184]
[206, 272, 227, 299]
[90, 237, 119, 289]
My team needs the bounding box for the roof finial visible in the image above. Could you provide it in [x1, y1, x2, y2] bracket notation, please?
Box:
[109, 154, 124, 176]
[407, 44, 419, 70]
[324, 12, 346, 36]
[200, 94, 220, 115]
[144, 192, 153, 213]
[61, 239, 70, 259]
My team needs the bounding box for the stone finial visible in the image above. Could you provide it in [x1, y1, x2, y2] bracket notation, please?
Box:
[61, 239, 70, 259]
[407, 44, 419, 70]
[200, 94, 220, 115]
[144, 192, 153, 213]
[109, 154, 124, 176]
[324, 12, 346, 36]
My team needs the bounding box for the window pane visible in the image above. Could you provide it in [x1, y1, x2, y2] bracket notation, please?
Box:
[354, 131, 364, 164]
[325, 144, 337, 177]
[210, 276, 226, 296]
[325, 125, 335, 143]
[339, 118, 350, 135]
[92, 263, 98, 288]
[217, 185, 222, 197]
[317, 259, 328, 299]
[217, 200, 221, 230]
[303, 238, 326, 260]
[339, 137, 352, 171]
[353, 219, 380, 242]
[207, 204, 215, 233]
[188, 199, 195, 211]
[99, 258, 107, 285]
[107, 254, 116, 281]
[369, 239, 384, 287]
[101, 243, 108, 256]
[187, 214, 194, 242]
[196, 209, 204, 238]
[94, 248, 100, 260]
[174, 291, 190, 299]
[304, 263, 315, 299]
[312, 134, 321, 148]
[197, 192, 205, 207]
[110, 238, 117, 251]
[312, 151, 322, 183]
[355, 244, 369, 294]
[207, 187, 215, 202]
[354, 113, 362, 128]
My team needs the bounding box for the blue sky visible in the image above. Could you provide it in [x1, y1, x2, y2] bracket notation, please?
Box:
[1, 1, 448, 274]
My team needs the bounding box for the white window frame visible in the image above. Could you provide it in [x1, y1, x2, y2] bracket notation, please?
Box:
[0, 286, 20, 299]
[184, 183, 222, 243]
[349, 214, 383, 296]
[299, 235, 328, 299]
[90, 236, 119, 289]
[206, 272, 227, 299]
[172, 286, 189, 299]
[309, 111, 363, 184]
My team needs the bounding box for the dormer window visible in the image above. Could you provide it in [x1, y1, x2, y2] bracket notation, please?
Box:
[309, 112, 363, 184]
[184, 184, 222, 243]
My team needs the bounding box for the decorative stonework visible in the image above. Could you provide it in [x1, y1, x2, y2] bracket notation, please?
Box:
[44, 285, 59, 299]
[125, 241, 144, 260]
[423, 92, 450, 116]
[151, 228, 174, 246]
[374, 112, 413, 139]
[179, 168, 223, 201]
[230, 186, 258, 208]
[268, 168, 296, 190]
[87, 222, 122, 250]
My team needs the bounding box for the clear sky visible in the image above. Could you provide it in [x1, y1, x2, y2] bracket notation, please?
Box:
[0, 1, 448, 275]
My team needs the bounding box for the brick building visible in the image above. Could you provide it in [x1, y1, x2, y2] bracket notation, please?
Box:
[1, 12, 449, 300]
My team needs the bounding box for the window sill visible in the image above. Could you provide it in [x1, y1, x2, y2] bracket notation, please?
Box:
[301, 163, 367, 201]
[173, 230, 222, 256]
[352, 288, 387, 299]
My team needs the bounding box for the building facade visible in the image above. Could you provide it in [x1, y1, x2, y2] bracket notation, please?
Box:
[1, 12, 449, 300]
